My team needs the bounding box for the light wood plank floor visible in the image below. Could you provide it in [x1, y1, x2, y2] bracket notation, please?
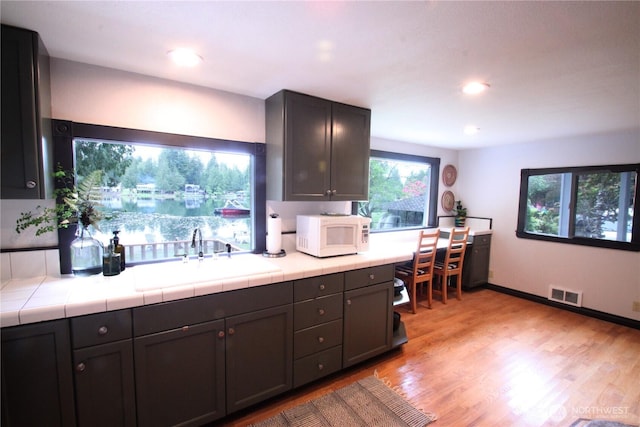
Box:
[216, 288, 640, 427]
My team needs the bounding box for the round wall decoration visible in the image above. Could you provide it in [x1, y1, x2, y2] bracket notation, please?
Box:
[441, 190, 455, 211]
[442, 164, 457, 187]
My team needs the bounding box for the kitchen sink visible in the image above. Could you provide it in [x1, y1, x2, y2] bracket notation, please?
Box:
[133, 254, 281, 291]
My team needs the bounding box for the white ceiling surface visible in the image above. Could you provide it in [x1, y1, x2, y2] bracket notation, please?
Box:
[1, 1, 638, 150]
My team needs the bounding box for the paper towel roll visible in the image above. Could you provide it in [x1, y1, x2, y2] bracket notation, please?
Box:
[266, 214, 282, 254]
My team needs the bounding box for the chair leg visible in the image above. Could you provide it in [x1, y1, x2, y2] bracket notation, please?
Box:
[426, 279, 433, 309]
[442, 274, 448, 304]
[410, 281, 417, 314]
[456, 274, 462, 300]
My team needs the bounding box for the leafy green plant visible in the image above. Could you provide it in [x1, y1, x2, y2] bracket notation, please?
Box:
[453, 200, 467, 217]
[15, 168, 104, 236]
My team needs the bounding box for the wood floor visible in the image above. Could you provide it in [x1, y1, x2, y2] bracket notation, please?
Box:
[216, 288, 640, 427]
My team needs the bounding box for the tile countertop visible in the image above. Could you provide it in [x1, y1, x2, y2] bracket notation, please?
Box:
[0, 228, 492, 327]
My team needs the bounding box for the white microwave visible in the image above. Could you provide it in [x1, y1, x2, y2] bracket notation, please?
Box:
[296, 214, 371, 258]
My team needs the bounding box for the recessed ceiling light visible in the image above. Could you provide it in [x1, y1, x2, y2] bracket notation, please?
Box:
[462, 81, 490, 95]
[464, 125, 480, 135]
[167, 48, 203, 67]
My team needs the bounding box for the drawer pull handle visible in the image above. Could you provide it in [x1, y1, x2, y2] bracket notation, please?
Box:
[76, 362, 86, 373]
[97, 326, 108, 335]
[26, 180, 37, 189]
[218, 331, 225, 338]
[318, 336, 324, 343]
[318, 308, 325, 316]
[318, 363, 324, 370]
[319, 284, 325, 291]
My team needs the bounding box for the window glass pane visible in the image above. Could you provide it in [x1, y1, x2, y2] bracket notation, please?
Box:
[73, 138, 253, 263]
[358, 157, 431, 230]
[575, 171, 635, 242]
[525, 173, 565, 236]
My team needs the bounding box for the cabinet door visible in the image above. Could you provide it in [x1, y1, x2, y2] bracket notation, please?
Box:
[73, 340, 136, 427]
[1, 320, 76, 427]
[464, 244, 491, 288]
[226, 304, 293, 414]
[330, 102, 371, 201]
[134, 320, 226, 427]
[343, 281, 393, 368]
[285, 91, 332, 200]
[1, 25, 51, 199]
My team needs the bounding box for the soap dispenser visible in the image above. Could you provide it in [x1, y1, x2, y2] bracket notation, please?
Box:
[112, 230, 126, 271]
[103, 239, 121, 276]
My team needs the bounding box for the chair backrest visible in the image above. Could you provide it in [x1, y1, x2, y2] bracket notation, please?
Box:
[413, 229, 440, 276]
[442, 227, 470, 271]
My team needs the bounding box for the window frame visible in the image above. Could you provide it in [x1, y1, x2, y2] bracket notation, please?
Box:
[52, 119, 266, 274]
[352, 149, 440, 231]
[516, 163, 640, 251]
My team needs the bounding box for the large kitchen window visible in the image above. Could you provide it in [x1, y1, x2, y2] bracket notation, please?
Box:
[54, 120, 266, 273]
[354, 150, 440, 231]
[516, 164, 640, 251]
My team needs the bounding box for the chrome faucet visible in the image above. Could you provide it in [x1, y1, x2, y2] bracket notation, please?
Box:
[191, 228, 204, 260]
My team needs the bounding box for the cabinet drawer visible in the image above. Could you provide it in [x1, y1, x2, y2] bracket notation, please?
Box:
[293, 345, 342, 388]
[294, 294, 342, 330]
[472, 234, 491, 247]
[294, 273, 344, 302]
[345, 264, 394, 290]
[294, 319, 342, 359]
[71, 309, 132, 348]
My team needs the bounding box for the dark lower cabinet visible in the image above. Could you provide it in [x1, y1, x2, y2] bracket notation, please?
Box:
[343, 266, 394, 368]
[73, 340, 136, 427]
[462, 234, 492, 289]
[225, 304, 293, 413]
[1, 319, 76, 427]
[134, 319, 226, 427]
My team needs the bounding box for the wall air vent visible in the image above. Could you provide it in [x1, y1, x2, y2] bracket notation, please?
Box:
[548, 285, 583, 307]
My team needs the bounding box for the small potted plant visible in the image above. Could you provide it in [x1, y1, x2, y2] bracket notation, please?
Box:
[453, 200, 467, 227]
[16, 168, 105, 275]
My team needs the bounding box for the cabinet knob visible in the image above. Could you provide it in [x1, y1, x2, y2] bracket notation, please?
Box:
[325, 189, 332, 196]
[331, 190, 337, 195]
[318, 363, 324, 371]
[319, 284, 325, 291]
[318, 308, 325, 316]
[76, 362, 86, 373]
[26, 180, 37, 189]
[218, 331, 225, 339]
[318, 336, 324, 343]
[369, 274, 375, 280]
[346, 299, 352, 306]
[97, 326, 108, 335]
[228, 327, 236, 335]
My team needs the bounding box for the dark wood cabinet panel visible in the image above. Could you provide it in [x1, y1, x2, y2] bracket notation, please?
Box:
[1, 319, 76, 427]
[73, 340, 136, 427]
[463, 234, 492, 289]
[134, 319, 226, 427]
[1, 24, 53, 199]
[266, 90, 371, 201]
[226, 304, 293, 414]
[343, 281, 394, 368]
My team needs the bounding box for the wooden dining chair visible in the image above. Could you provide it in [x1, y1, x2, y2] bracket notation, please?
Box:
[395, 229, 440, 313]
[433, 227, 470, 304]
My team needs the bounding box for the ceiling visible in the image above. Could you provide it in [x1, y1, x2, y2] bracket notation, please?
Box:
[1, 1, 638, 150]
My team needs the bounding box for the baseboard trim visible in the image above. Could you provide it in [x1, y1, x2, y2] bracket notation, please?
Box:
[485, 283, 640, 331]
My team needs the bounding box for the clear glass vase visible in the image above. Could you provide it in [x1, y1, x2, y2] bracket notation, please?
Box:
[70, 226, 103, 276]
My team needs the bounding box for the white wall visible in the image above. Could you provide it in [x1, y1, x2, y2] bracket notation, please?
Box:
[459, 130, 640, 320]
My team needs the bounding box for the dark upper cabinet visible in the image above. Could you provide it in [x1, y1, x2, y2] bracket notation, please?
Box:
[1, 24, 53, 199]
[1, 319, 76, 427]
[266, 90, 371, 201]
